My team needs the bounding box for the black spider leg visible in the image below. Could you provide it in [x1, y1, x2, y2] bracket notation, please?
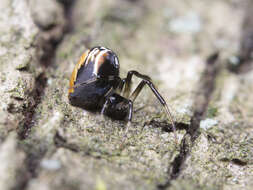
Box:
[123, 71, 150, 98]
[100, 76, 122, 115]
[125, 70, 177, 142]
[71, 77, 98, 90]
[100, 98, 110, 115]
[118, 77, 135, 122]
[99, 76, 133, 122]
[74, 75, 122, 87]
[115, 78, 134, 122]
[116, 78, 126, 94]
[124, 99, 133, 122]
[101, 77, 134, 123]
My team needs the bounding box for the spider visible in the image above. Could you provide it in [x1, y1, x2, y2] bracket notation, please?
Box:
[68, 46, 176, 139]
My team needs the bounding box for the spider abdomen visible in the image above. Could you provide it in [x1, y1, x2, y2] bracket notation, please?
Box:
[68, 46, 120, 111]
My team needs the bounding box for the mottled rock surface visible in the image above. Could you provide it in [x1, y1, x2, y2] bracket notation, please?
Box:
[0, 0, 252, 190]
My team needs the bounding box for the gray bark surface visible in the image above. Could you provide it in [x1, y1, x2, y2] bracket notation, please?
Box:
[0, 0, 252, 190]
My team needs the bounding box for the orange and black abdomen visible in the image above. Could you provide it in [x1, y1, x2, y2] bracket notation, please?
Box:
[68, 50, 90, 94]
[68, 47, 120, 111]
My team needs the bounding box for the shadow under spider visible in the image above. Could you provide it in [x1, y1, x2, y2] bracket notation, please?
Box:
[144, 119, 189, 133]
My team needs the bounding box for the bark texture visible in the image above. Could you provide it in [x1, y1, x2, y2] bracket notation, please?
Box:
[0, 0, 252, 190]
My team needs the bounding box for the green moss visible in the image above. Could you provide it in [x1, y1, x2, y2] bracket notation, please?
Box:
[15, 58, 30, 71]
[95, 177, 107, 190]
[171, 178, 220, 190]
[0, 73, 6, 82]
[206, 106, 218, 118]
[8, 78, 27, 100]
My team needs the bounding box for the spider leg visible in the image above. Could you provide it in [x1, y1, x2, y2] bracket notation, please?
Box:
[72, 75, 121, 91]
[121, 99, 133, 145]
[127, 99, 133, 122]
[101, 98, 110, 115]
[129, 80, 145, 102]
[127, 71, 177, 143]
[123, 71, 150, 98]
[116, 78, 126, 94]
[69, 77, 97, 92]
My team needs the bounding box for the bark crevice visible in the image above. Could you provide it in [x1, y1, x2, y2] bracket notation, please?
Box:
[158, 52, 220, 189]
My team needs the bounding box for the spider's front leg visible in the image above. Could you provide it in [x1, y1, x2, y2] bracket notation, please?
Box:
[122, 70, 150, 98]
[125, 71, 178, 143]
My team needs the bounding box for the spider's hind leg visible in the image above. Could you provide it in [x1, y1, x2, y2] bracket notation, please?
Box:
[127, 71, 177, 142]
